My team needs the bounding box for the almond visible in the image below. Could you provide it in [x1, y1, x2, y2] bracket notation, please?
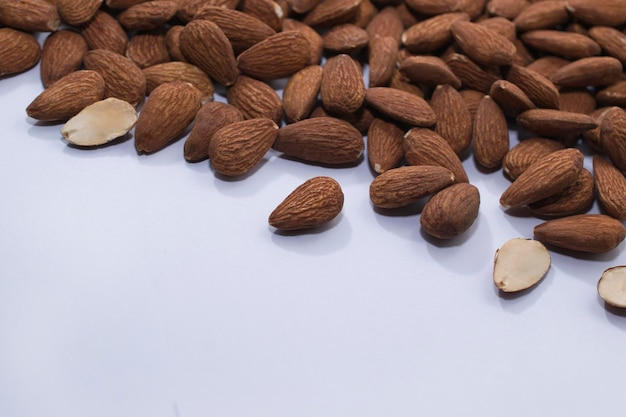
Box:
[404, 128, 469, 183]
[493, 238, 551, 293]
[237, 31, 311, 80]
[600, 107, 626, 175]
[489, 79, 536, 118]
[528, 168, 594, 218]
[56, 0, 102, 26]
[320, 54, 366, 116]
[513, 0, 569, 32]
[117, 1, 178, 31]
[367, 36, 398, 88]
[208, 118, 279, 176]
[184, 102, 244, 163]
[273, 117, 364, 165]
[367, 118, 406, 174]
[459, 89, 485, 118]
[369, 165, 456, 209]
[516, 109, 597, 138]
[322, 23, 369, 53]
[283, 65, 323, 123]
[288, 0, 320, 14]
[179, 19, 239, 87]
[126, 29, 170, 69]
[352, 0, 377, 28]
[106, 0, 152, 9]
[143, 61, 214, 103]
[0, 0, 60, 32]
[597, 81, 626, 108]
[520, 30, 601, 59]
[80, 10, 129, 55]
[444, 53, 500, 94]
[430, 84, 472, 156]
[405, 0, 461, 15]
[473, 95, 510, 169]
[40, 30, 88, 88]
[135, 81, 202, 154]
[598, 266, 626, 309]
[525, 55, 570, 80]
[505, 64, 560, 109]
[533, 214, 626, 253]
[420, 183, 480, 239]
[499, 148, 584, 208]
[398, 55, 462, 89]
[282, 18, 324, 65]
[165, 25, 187, 63]
[559, 88, 597, 114]
[268, 176, 344, 231]
[0, 28, 41, 77]
[593, 155, 626, 220]
[226, 76, 283, 124]
[550, 57, 623, 88]
[588, 26, 626, 66]
[366, 6, 404, 44]
[565, 0, 626, 27]
[401, 12, 469, 54]
[451, 20, 517, 67]
[365, 87, 436, 127]
[303, 0, 361, 27]
[478, 16, 517, 41]
[502, 138, 565, 180]
[486, 0, 529, 19]
[389, 69, 425, 97]
[177, 0, 240, 22]
[240, 0, 284, 32]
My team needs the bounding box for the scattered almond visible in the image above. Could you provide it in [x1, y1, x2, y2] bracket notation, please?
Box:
[420, 183, 480, 239]
[493, 238, 551, 293]
[534, 214, 626, 253]
[598, 266, 626, 308]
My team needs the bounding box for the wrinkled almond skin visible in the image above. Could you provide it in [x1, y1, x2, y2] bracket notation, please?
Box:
[516, 109, 597, 138]
[444, 53, 499, 94]
[534, 214, 626, 253]
[125, 29, 170, 69]
[282, 18, 324, 65]
[430, 85, 472, 157]
[40, 30, 88, 88]
[57, 0, 103, 26]
[594, 156, 626, 220]
[143, 61, 214, 103]
[273, 117, 364, 165]
[80, 10, 129, 55]
[404, 128, 469, 183]
[320, 54, 366, 116]
[117, 1, 178, 31]
[283, 65, 323, 123]
[505, 65, 560, 110]
[513, 0, 569, 32]
[528, 168, 595, 218]
[303, 0, 361, 27]
[565, 0, 626, 27]
[26, 70, 105, 121]
[588, 26, 626, 66]
[0, 0, 61, 32]
[489, 80, 536, 118]
[367, 118, 406, 174]
[401, 12, 469, 54]
[322, 23, 369, 53]
[520, 30, 601, 60]
[550, 57, 623, 88]
[420, 183, 480, 240]
[399, 55, 461, 89]
[208, 118, 279, 176]
[0, 28, 41, 77]
[600, 107, 626, 175]
[366, 6, 404, 44]
[503, 138, 565, 180]
[226, 76, 283, 124]
[365, 87, 436, 127]
[269, 176, 344, 231]
[405, 0, 460, 15]
[135, 81, 202, 154]
[500, 148, 584, 208]
[451, 20, 517, 66]
[184, 102, 244, 163]
[473, 96, 509, 170]
[369, 165, 456, 209]
[368, 36, 398, 88]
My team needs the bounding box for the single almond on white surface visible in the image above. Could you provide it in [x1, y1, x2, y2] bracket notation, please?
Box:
[494, 238, 551, 293]
[598, 266, 626, 308]
[61, 98, 137, 147]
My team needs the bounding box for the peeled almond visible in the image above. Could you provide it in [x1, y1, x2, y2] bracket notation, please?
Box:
[598, 266, 626, 308]
[61, 98, 137, 147]
[493, 238, 551, 292]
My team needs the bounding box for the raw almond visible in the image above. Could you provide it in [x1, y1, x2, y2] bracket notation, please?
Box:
[559, 88, 597, 114]
[367, 36, 398, 88]
[208, 118, 279, 176]
[273, 117, 364, 165]
[26, 70, 105, 121]
[125, 29, 170, 69]
[444, 53, 500, 94]
[288, 0, 320, 14]
[320, 54, 366, 116]
[550, 57, 623, 88]
[134, 81, 202, 154]
[40, 30, 88, 88]
[0, 0, 61, 32]
[451, 20, 517, 67]
[516, 109, 597, 138]
[365, 87, 436, 127]
[365, 6, 404, 44]
[594, 155, 626, 220]
[528, 168, 594, 217]
[478, 16, 517, 41]
[268, 176, 344, 231]
[513, 0, 569, 32]
[367, 118, 406, 174]
[505, 64, 560, 109]
[303, 0, 361, 27]
[322, 23, 369, 53]
[401, 12, 469, 54]
[404, 128, 469, 183]
[588, 26, 626, 66]
[600, 107, 626, 175]
[369, 165, 456, 209]
[473, 95, 510, 169]
[282, 18, 324, 65]
[503, 138, 565, 180]
[399, 55, 461, 89]
[240, 0, 284, 32]
[525, 56, 571, 80]
[226, 75, 283, 124]
[597, 81, 626, 108]
[430, 84, 472, 156]
[420, 183, 480, 239]
[0, 28, 41, 77]
[598, 266, 626, 308]
[143, 61, 214, 103]
[106, 0, 152, 9]
[165, 25, 186, 63]
[489, 79, 536, 118]
[486, 0, 529, 19]
[405, 0, 461, 15]
[493, 238, 551, 293]
[177, 0, 240, 22]
[565, 0, 626, 27]
[283, 65, 323, 123]
[520, 30, 601, 59]
[118, 1, 178, 31]
[80, 10, 129, 55]
[56, 0, 102, 26]
[499, 148, 584, 208]
[533, 214, 626, 253]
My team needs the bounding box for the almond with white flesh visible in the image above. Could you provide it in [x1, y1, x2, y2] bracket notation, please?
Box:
[0, 0, 60, 32]
[56, 0, 103, 26]
[208, 118, 279, 177]
[273, 117, 364, 165]
[398, 56, 461, 89]
[450, 20, 517, 67]
[401, 12, 469, 54]
[598, 266, 626, 309]
[593, 155, 626, 220]
[404, 128, 469, 183]
[143, 61, 214, 103]
[500, 148, 584, 208]
[533, 214, 626, 253]
[473, 96, 510, 169]
[503, 138, 565, 180]
[369, 165, 456, 209]
[550, 57, 623, 88]
[135, 81, 202, 154]
[420, 183, 480, 240]
[528, 168, 595, 218]
[430, 85, 472, 157]
[365, 87, 436, 127]
[493, 238, 551, 293]
[61, 98, 137, 147]
[226, 76, 282, 124]
[321, 54, 366, 116]
[26, 70, 105, 121]
[599, 107, 626, 174]
[268, 176, 344, 231]
[283, 65, 323, 123]
[40, 30, 88, 88]
[517, 109, 597, 138]
[367, 118, 405, 174]
[0, 28, 41, 77]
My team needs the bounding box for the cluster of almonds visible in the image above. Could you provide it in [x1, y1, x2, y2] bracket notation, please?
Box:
[1, 0, 626, 306]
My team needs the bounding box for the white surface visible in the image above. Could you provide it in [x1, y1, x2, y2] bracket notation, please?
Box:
[1, 63, 626, 417]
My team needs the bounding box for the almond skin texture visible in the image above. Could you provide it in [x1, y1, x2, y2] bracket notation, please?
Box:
[534, 214, 626, 253]
[368, 36, 398, 88]
[117, 1, 178, 31]
[513, 0, 569, 32]
[208, 118, 279, 177]
[600, 107, 626, 174]
[143, 61, 214, 103]
[80, 10, 129, 55]
[367, 118, 405, 174]
[273, 117, 364, 165]
[420, 183, 480, 240]
[399, 55, 461, 89]
[0, 0, 61, 32]
[322, 23, 369, 53]
[489, 80, 536, 118]
[451, 20, 517, 67]
[320, 54, 366, 116]
[226, 76, 283, 124]
[550, 57, 623, 88]
[520, 30, 601, 60]
[365, 87, 436, 127]
[0, 28, 41, 77]
[500, 148, 584, 208]
[369, 165, 455, 209]
[401, 12, 469, 54]
[404, 128, 469, 183]
[473, 96, 509, 170]
[430, 85, 472, 157]
[303, 0, 361, 27]
[503, 138, 565, 180]
[26, 70, 105, 122]
[444, 53, 499, 94]
[528, 168, 595, 218]
[135, 81, 202, 154]
[516, 109, 597, 138]
[268, 176, 344, 231]
[565, 0, 626, 27]
[505, 64, 560, 110]
[125, 29, 170, 70]
[282, 18, 324, 65]
[57, 0, 102, 26]
[594, 156, 626, 220]
[40, 30, 88, 88]
[283, 65, 323, 123]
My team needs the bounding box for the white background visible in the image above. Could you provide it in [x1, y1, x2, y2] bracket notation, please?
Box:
[1, 58, 626, 417]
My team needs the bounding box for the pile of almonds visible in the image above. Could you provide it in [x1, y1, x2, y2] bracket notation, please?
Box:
[1, 0, 626, 306]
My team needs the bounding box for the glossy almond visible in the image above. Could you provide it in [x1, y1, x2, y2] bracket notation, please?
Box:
[0, 28, 41, 77]
[226, 76, 282, 124]
[320, 54, 366, 116]
[365, 87, 436, 127]
[404, 128, 469, 183]
[420, 183, 480, 240]
[565, 0, 626, 27]
[534, 214, 626, 253]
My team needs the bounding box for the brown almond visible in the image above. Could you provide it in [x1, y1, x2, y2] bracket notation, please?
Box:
[283, 65, 323, 123]
[528, 168, 594, 218]
[503, 138, 565, 180]
[0, 0, 60, 32]
[420, 183, 480, 239]
[320, 54, 366, 116]
[135, 81, 202, 154]
[597, 81, 626, 108]
[365, 6, 404, 44]
[401, 12, 469, 54]
[370, 165, 456, 208]
[550, 57, 623, 88]
[184, 102, 244, 163]
[368, 36, 398, 88]
[365, 87, 436, 127]
[40, 30, 88, 88]
[389, 69, 425, 97]
[517, 109, 597, 138]
[117, 1, 177, 31]
[268, 176, 344, 231]
[404, 128, 469, 183]
[451, 20, 517, 67]
[599, 107, 626, 175]
[165, 25, 186, 63]
[80, 10, 129, 55]
[405, 0, 461, 15]
[273, 117, 364, 165]
[125, 29, 170, 69]
[525, 56, 571, 79]
[399, 55, 462, 89]
[458, 0, 487, 19]
[513, 0, 569, 32]
[473, 95, 510, 169]
[534, 214, 626, 253]
[282, 19, 324, 65]
[499, 148, 584, 208]
[106, 0, 150, 8]
[459, 89, 485, 118]
[489, 79, 536, 118]
[444, 53, 500, 94]
[520, 30, 601, 59]
[177, 0, 240, 22]
[240, 0, 285, 32]
[208, 118, 279, 176]
[143, 61, 214, 103]
[56, 0, 102, 26]
[303, 0, 361, 27]
[226, 75, 283, 124]
[288, 0, 320, 14]
[26, 70, 105, 121]
[487, 0, 529, 19]
[565, 0, 626, 27]
[367, 118, 406, 174]
[588, 26, 626, 66]
[322, 23, 369, 53]
[593, 155, 626, 220]
[430, 84, 472, 156]
[237, 31, 311, 80]
[505, 64, 560, 109]
[0, 28, 41, 77]
[581, 107, 611, 152]
[478, 16, 517, 41]
[559, 88, 597, 114]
